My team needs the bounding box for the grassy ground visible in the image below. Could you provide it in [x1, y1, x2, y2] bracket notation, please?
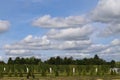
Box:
[1, 76, 120, 80]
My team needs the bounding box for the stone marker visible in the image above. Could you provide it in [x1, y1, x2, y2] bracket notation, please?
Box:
[50, 67, 52, 73]
[73, 67, 75, 74]
[4, 67, 6, 71]
[27, 67, 29, 73]
[96, 68, 98, 73]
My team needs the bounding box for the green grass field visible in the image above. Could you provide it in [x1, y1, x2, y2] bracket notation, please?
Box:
[0, 64, 120, 80]
[1, 76, 120, 80]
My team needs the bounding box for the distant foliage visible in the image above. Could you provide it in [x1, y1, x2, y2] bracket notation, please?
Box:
[3, 55, 116, 66]
[8, 56, 42, 65]
[45, 55, 115, 66]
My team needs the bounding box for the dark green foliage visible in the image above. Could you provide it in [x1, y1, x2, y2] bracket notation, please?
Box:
[8, 57, 14, 64]
[8, 57, 42, 65]
[27, 72, 31, 79]
[45, 56, 74, 65]
[45, 55, 111, 65]
[65, 65, 70, 76]
[19, 72, 23, 77]
[82, 69, 86, 75]
[0, 64, 118, 77]
[77, 66, 82, 75]
[110, 70, 114, 75]
[110, 60, 116, 68]
[55, 70, 59, 76]
[0, 55, 117, 77]
[0, 61, 5, 64]
[8, 72, 12, 77]
[40, 63, 48, 77]
[54, 66, 59, 77]
[0, 72, 3, 78]
[27, 72, 35, 79]
[41, 69, 46, 76]
[90, 70, 94, 76]
[14, 72, 18, 77]
[32, 74, 35, 79]
[6, 55, 115, 66]
[110, 70, 117, 75]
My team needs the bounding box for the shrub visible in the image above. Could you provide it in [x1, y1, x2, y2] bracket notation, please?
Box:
[55, 70, 59, 76]
[0, 72, 3, 78]
[8, 72, 12, 77]
[19, 72, 23, 77]
[14, 72, 18, 77]
[41, 69, 46, 76]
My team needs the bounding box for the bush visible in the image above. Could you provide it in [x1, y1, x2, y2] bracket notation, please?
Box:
[82, 70, 86, 76]
[41, 70, 46, 76]
[65, 66, 70, 76]
[0, 72, 3, 78]
[54, 66, 59, 77]
[55, 70, 59, 76]
[14, 72, 18, 77]
[8, 72, 12, 77]
[19, 72, 23, 77]
[110, 70, 117, 75]
[27, 72, 30, 79]
[32, 74, 35, 79]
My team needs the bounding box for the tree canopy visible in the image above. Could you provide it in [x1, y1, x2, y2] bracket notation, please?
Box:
[4, 54, 116, 66]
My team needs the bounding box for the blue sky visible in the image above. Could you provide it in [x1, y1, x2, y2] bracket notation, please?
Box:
[0, 0, 98, 42]
[0, 0, 120, 62]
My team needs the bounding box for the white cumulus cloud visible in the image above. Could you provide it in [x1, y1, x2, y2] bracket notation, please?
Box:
[32, 15, 87, 28]
[99, 23, 120, 37]
[90, 0, 120, 23]
[47, 25, 94, 40]
[0, 20, 10, 33]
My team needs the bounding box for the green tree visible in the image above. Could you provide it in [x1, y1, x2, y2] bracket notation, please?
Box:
[8, 57, 13, 64]
[14, 57, 20, 64]
[110, 60, 116, 68]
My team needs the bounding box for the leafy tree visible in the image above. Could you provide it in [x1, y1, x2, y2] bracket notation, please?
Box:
[8, 57, 13, 64]
[54, 66, 59, 77]
[14, 57, 20, 64]
[94, 54, 99, 60]
[6, 55, 115, 67]
[110, 60, 116, 68]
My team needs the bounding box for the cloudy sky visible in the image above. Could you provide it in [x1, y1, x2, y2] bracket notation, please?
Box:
[0, 0, 120, 61]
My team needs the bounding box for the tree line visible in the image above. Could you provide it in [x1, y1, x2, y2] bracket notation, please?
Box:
[0, 54, 113, 67]
[44, 55, 115, 66]
[7, 56, 42, 65]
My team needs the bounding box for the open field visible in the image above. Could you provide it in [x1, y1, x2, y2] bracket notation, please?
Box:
[0, 64, 120, 80]
[1, 76, 120, 80]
